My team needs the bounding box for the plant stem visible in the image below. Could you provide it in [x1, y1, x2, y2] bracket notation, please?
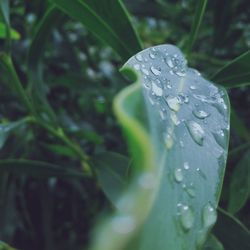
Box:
[0, 53, 37, 117]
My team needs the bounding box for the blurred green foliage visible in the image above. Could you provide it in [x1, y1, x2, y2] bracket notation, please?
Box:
[0, 0, 249, 249]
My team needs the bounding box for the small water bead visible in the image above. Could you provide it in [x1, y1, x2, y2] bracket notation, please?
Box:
[196, 168, 207, 179]
[183, 162, 189, 170]
[174, 168, 184, 182]
[175, 70, 186, 77]
[141, 67, 149, 76]
[193, 110, 210, 119]
[165, 56, 174, 68]
[151, 81, 163, 96]
[184, 185, 196, 198]
[143, 81, 151, 89]
[133, 64, 140, 70]
[170, 112, 180, 126]
[165, 96, 181, 112]
[202, 203, 217, 228]
[186, 121, 205, 146]
[213, 129, 227, 148]
[179, 205, 194, 231]
[178, 93, 189, 104]
[150, 66, 161, 76]
[159, 110, 167, 120]
[180, 140, 184, 148]
[135, 54, 143, 62]
[149, 52, 156, 59]
[111, 215, 136, 234]
[189, 85, 196, 90]
[164, 132, 173, 149]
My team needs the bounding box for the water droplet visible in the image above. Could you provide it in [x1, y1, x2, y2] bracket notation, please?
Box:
[151, 81, 163, 96]
[133, 64, 140, 70]
[189, 85, 196, 90]
[183, 162, 189, 170]
[135, 54, 143, 62]
[150, 66, 161, 76]
[186, 121, 205, 146]
[196, 168, 207, 179]
[111, 215, 136, 234]
[138, 172, 156, 189]
[165, 56, 174, 68]
[176, 70, 186, 77]
[164, 132, 173, 149]
[180, 140, 184, 148]
[170, 112, 180, 125]
[178, 93, 189, 104]
[213, 129, 226, 148]
[179, 205, 194, 231]
[149, 52, 156, 59]
[143, 81, 151, 89]
[183, 183, 196, 198]
[202, 203, 217, 228]
[165, 96, 181, 112]
[141, 67, 149, 76]
[174, 168, 183, 182]
[193, 110, 210, 119]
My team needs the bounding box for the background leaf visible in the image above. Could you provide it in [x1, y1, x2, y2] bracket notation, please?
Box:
[50, 0, 142, 60]
[228, 150, 250, 214]
[213, 208, 250, 250]
[203, 234, 224, 250]
[211, 50, 250, 88]
[0, 22, 20, 40]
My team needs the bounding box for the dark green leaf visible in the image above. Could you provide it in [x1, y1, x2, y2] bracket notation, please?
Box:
[90, 44, 230, 250]
[213, 208, 250, 250]
[185, 0, 208, 56]
[211, 50, 250, 88]
[50, 0, 142, 60]
[228, 150, 250, 214]
[0, 240, 16, 250]
[92, 152, 130, 206]
[0, 159, 85, 178]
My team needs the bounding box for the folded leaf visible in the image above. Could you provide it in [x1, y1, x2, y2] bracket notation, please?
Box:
[90, 44, 230, 250]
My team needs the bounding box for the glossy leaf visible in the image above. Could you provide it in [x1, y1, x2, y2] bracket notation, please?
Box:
[0, 159, 85, 178]
[0, 22, 20, 40]
[211, 50, 250, 88]
[185, 0, 208, 56]
[90, 44, 230, 250]
[228, 150, 250, 214]
[213, 208, 250, 250]
[0, 241, 16, 250]
[92, 152, 130, 206]
[50, 0, 142, 60]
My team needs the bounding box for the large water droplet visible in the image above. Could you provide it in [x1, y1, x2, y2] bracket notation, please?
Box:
[179, 205, 194, 231]
[202, 203, 217, 228]
[186, 121, 205, 146]
[150, 66, 161, 76]
[165, 56, 174, 68]
[165, 96, 181, 112]
[193, 110, 210, 119]
[151, 81, 163, 96]
[213, 129, 227, 148]
[174, 168, 183, 182]
[111, 215, 136, 234]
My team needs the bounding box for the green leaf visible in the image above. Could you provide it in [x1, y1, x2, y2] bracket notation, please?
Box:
[0, 159, 85, 178]
[90, 44, 230, 250]
[27, 6, 65, 124]
[0, 241, 16, 250]
[213, 208, 250, 250]
[203, 234, 224, 250]
[211, 50, 250, 88]
[0, 0, 11, 52]
[185, 0, 208, 56]
[228, 150, 250, 214]
[92, 152, 130, 206]
[0, 117, 30, 149]
[0, 22, 20, 40]
[50, 0, 142, 60]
